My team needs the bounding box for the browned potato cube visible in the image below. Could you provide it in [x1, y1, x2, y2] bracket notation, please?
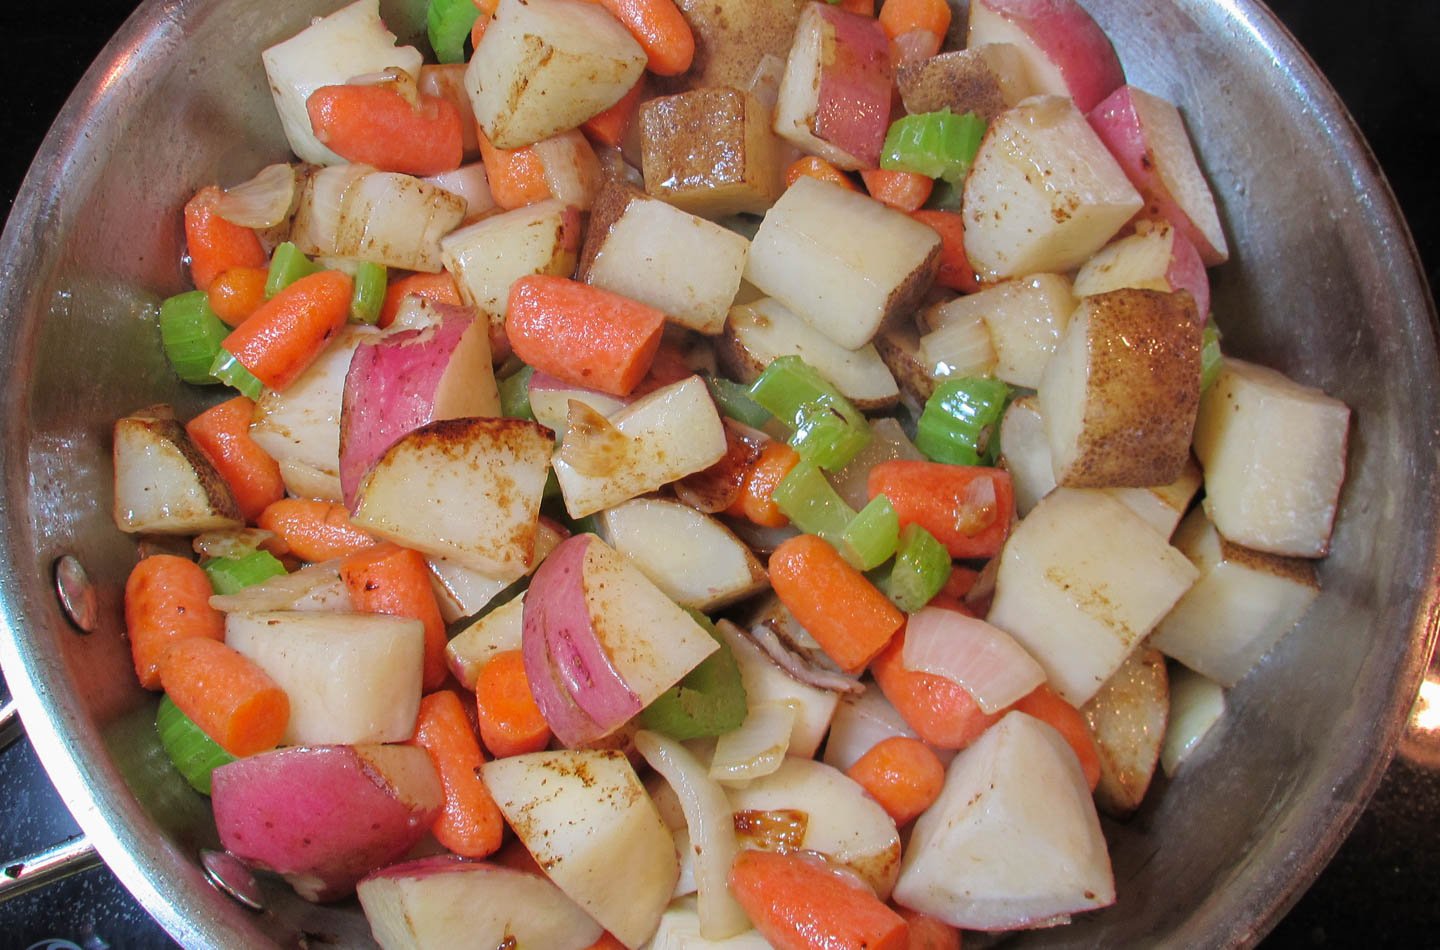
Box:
[1082, 648, 1169, 818]
[662, 0, 809, 94]
[897, 45, 1032, 120]
[639, 88, 785, 218]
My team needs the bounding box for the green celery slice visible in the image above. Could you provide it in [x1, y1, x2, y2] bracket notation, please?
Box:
[916, 376, 1012, 467]
[841, 495, 900, 570]
[749, 356, 871, 470]
[638, 613, 749, 740]
[706, 375, 772, 429]
[204, 550, 288, 596]
[158, 291, 229, 385]
[880, 109, 987, 185]
[1200, 319, 1223, 393]
[209, 348, 265, 399]
[265, 241, 320, 298]
[350, 261, 388, 325]
[882, 523, 951, 613]
[156, 694, 235, 795]
[499, 364, 536, 421]
[428, 0, 482, 64]
[772, 461, 856, 542]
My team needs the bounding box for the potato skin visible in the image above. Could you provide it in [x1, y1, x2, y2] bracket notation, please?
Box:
[897, 49, 1011, 120]
[639, 88, 784, 217]
[575, 179, 643, 281]
[660, 0, 810, 94]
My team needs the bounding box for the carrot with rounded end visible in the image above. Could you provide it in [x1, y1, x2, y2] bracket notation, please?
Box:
[505, 274, 664, 397]
[729, 850, 910, 950]
[475, 649, 553, 757]
[878, 0, 951, 42]
[769, 534, 905, 674]
[410, 690, 506, 858]
[307, 84, 464, 177]
[846, 735, 946, 825]
[158, 638, 289, 757]
[125, 555, 226, 690]
[378, 271, 464, 328]
[206, 266, 270, 327]
[1013, 684, 1102, 791]
[867, 461, 1013, 560]
[583, 933, 628, 950]
[895, 907, 961, 950]
[785, 155, 859, 192]
[861, 169, 934, 212]
[477, 128, 552, 210]
[184, 186, 267, 292]
[340, 543, 449, 691]
[727, 440, 800, 528]
[588, 0, 694, 76]
[910, 210, 981, 293]
[220, 269, 353, 392]
[871, 628, 1002, 749]
[185, 396, 285, 523]
[582, 76, 646, 149]
[257, 499, 377, 562]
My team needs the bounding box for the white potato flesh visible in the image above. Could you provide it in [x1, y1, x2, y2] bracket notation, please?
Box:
[727, 757, 902, 899]
[357, 858, 603, 950]
[714, 620, 838, 760]
[962, 95, 1142, 280]
[720, 298, 900, 410]
[225, 610, 424, 745]
[893, 711, 1114, 930]
[112, 408, 243, 534]
[828, 417, 924, 511]
[440, 199, 577, 322]
[997, 396, 1055, 517]
[333, 172, 466, 273]
[650, 897, 771, 950]
[553, 376, 728, 518]
[1160, 665, 1226, 776]
[1081, 647, 1168, 817]
[527, 377, 629, 441]
[352, 417, 555, 579]
[1074, 224, 1171, 297]
[987, 488, 1198, 706]
[1149, 509, 1320, 686]
[427, 519, 560, 623]
[444, 592, 525, 689]
[581, 186, 750, 336]
[1105, 457, 1202, 540]
[466, 0, 646, 149]
[744, 177, 941, 350]
[1192, 357, 1350, 557]
[425, 165, 495, 224]
[965, 0, 1122, 113]
[942, 273, 1075, 389]
[482, 750, 677, 948]
[261, 0, 423, 165]
[919, 298, 998, 382]
[291, 163, 375, 258]
[597, 498, 767, 610]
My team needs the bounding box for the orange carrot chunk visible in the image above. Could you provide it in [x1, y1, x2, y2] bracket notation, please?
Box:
[591, 0, 695, 76]
[378, 271, 465, 329]
[257, 499, 378, 562]
[867, 460, 1014, 560]
[729, 850, 910, 950]
[785, 155, 859, 192]
[861, 169, 934, 212]
[911, 210, 981, 293]
[183, 186, 267, 292]
[125, 555, 226, 691]
[871, 628, 1002, 749]
[583, 933, 629, 950]
[878, 0, 951, 42]
[307, 84, 464, 177]
[477, 128, 552, 211]
[185, 396, 285, 524]
[895, 907, 962, 950]
[505, 274, 665, 397]
[769, 534, 905, 675]
[846, 736, 946, 826]
[340, 543, 449, 691]
[1012, 684, 1102, 792]
[220, 269, 353, 392]
[158, 637, 289, 757]
[582, 76, 647, 149]
[727, 440, 801, 528]
[476, 649, 553, 758]
[411, 691, 506, 858]
[206, 266, 270, 327]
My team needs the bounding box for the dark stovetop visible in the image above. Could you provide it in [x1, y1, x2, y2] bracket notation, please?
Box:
[1, 2, 1437, 948]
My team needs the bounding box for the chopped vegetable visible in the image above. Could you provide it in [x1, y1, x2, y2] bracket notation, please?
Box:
[729, 850, 909, 950]
[638, 615, 748, 740]
[915, 376, 1012, 466]
[1201, 317, 1224, 392]
[730, 440, 801, 528]
[705, 375, 773, 429]
[771, 460, 855, 542]
[349, 261, 388, 324]
[860, 168, 934, 212]
[205, 266, 270, 327]
[264, 241, 321, 299]
[427, 0, 482, 64]
[183, 185, 267, 291]
[840, 494, 900, 570]
[257, 498, 377, 562]
[124, 554, 226, 691]
[594, 0, 696, 76]
[871, 628, 1002, 749]
[880, 109, 985, 184]
[879, 523, 951, 612]
[1013, 684, 1103, 791]
[845, 735, 945, 825]
[156, 694, 236, 795]
[868, 459, 1014, 559]
[184, 395, 285, 522]
[749, 355, 872, 471]
[340, 542, 450, 691]
[411, 690, 506, 857]
[221, 269, 354, 392]
[476, 649, 554, 757]
[203, 549, 288, 595]
[158, 290, 230, 385]
[157, 637, 290, 758]
[307, 82, 465, 177]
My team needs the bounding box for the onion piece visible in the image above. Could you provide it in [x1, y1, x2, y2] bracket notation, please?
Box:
[746, 54, 787, 112]
[216, 163, 299, 229]
[533, 130, 601, 210]
[346, 65, 419, 106]
[290, 162, 374, 257]
[557, 400, 632, 477]
[673, 420, 764, 514]
[635, 730, 750, 940]
[426, 163, 496, 223]
[1160, 666, 1225, 776]
[333, 171, 467, 272]
[207, 560, 350, 614]
[823, 688, 919, 773]
[902, 607, 1047, 713]
[192, 527, 276, 560]
[709, 701, 798, 784]
[746, 621, 863, 695]
[827, 417, 924, 511]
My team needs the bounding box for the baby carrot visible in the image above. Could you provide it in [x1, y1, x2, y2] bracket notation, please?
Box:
[727, 440, 801, 528]
[729, 850, 910, 950]
[861, 169, 934, 212]
[583, 934, 628, 950]
[595, 0, 695, 76]
[307, 84, 464, 177]
[378, 271, 464, 328]
[206, 266, 270, 327]
[1013, 684, 1102, 792]
[582, 76, 646, 149]
[185, 396, 285, 523]
[769, 534, 905, 674]
[785, 156, 859, 192]
[870, 628, 1002, 749]
[910, 210, 981, 293]
[257, 499, 377, 562]
[125, 555, 226, 690]
[846, 736, 946, 826]
[505, 274, 665, 397]
[477, 128, 552, 211]
[183, 186, 267, 292]
[867, 461, 1013, 560]
[410, 690, 506, 858]
[470, 0, 500, 45]
[158, 637, 289, 757]
[220, 269, 353, 392]
[340, 543, 449, 691]
[895, 907, 961, 950]
[475, 649, 553, 758]
[878, 0, 951, 42]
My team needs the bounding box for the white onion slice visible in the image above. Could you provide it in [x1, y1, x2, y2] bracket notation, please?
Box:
[709, 701, 798, 785]
[191, 527, 276, 560]
[902, 608, 1046, 714]
[1160, 666, 1225, 776]
[346, 65, 419, 106]
[290, 163, 374, 257]
[207, 560, 351, 614]
[636, 731, 750, 940]
[333, 171, 467, 272]
[216, 163, 298, 229]
[534, 130, 601, 211]
[746, 54, 787, 112]
[822, 688, 919, 773]
[426, 163, 496, 223]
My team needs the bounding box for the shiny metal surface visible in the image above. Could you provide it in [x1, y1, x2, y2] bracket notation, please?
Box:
[0, 835, 102, 903]
[53, 555, 99, 634]
[0, 1, 1434, 948]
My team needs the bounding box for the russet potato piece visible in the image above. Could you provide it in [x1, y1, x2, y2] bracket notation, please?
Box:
[1039, 288, 1202, 489]
[113, 405, 243, 534]
[897, 44, 1034, 120]
[663, 0, 808, 94]
[1081, 648, 1168, 818]
[873, 321, 935, 406]
[639, 88, 786, 218]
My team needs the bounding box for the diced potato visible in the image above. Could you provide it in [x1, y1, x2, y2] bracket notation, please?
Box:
[445, 593, 525, 689]
[1160, 665, 1225, 776]
[527, 375, 630, 442]
[931, 274, 1074, 389]
[440, 199, 578, 324]
[1106, 457, 1202, 539]
[715, 620, 838, 760]
[872, 321, 934, 406]
[664, 0, 808, 94]
[1073, 220, 1211, 323]
[1149, 509, 1320, 686]
[427, 519, 561, 623]
[112, 406, 243, 534]
[1192, 357, 1350, 557]
[745, 177, 940, 350]
[997, 396, 1054, 516]
[639, 88, 786, 218]
[1081, 648, 1168, 818]
[332, 172, 466, 273]
[597, 498, 767, 610]
[897, 44, 1034, 120]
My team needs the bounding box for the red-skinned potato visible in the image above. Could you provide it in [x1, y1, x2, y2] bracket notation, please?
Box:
[212, 744, 442, 902]
[966, 0, 1124, 113]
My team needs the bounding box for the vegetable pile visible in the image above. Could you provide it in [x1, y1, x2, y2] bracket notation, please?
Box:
[112, 0, 1354, 945]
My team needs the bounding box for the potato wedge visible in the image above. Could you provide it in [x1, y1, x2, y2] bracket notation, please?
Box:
[113, 405, 243, 534]
[1081, 647, 1168, 818]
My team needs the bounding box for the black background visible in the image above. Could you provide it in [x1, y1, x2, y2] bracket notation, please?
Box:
[0, 1, 1436, 947]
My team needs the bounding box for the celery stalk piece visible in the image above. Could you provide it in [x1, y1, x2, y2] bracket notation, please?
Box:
[158, 291, 229, 385]
[749, 355, 871, 470]
[841, 495, 900, 570]
[209, 348, 265, 399]
[264, 241, 321, 298]
[428, 0, 482, 64]
[1200, 319, 1223, 393]
[638, 613, 749, 740]
[882, 523, 951, 612]
[916, 376, 1012, 467]
[499, 364, 536, 420]
[880, 109, 987, 185]
[156, 695, 235, 795]
[773, 461, 856, 542]
[204, 550, 288, 595]
[349, 261, 388, 325]
[705, 375, 772, 429]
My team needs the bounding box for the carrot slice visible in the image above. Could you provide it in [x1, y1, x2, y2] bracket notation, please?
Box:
[220, 269, 353, 392]
[769, 534, 905, 674]
[476, 649, 553, 758]
[727, 440, 801, 528]
[861, 169, 934, 212]
[125, 555, 226, 691]
[206, 266, 270, 327]
[158, 637, 289, 757]
[378, 271, 464, 328]
[477, 128, 552, 211]
[910, 210, 981, 293]
[340, 543, 449, 691]
[785, 155, 859, 192]
[183, 186, 267, 292]
[185, 396, 284, 523]
[878, 0, 951, 42]
[867, 460, 1013, 560]
[582, 76, 647, 149]
[410, 690, 506, 858]
[582, 934, 628, 950]
[257, 499, 377, 562]
[895, 907, 962, 950]
[592, 0, 695, 76]
[729, 850, 909, 950]
[871, 628, 1002, 749]
[307, 84, 464, 177]
[846, 735, 946, 826]
[1013, 684, 1102, 791]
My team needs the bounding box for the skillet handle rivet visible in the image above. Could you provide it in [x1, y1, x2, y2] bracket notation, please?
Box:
[53, 555, 97, 634]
